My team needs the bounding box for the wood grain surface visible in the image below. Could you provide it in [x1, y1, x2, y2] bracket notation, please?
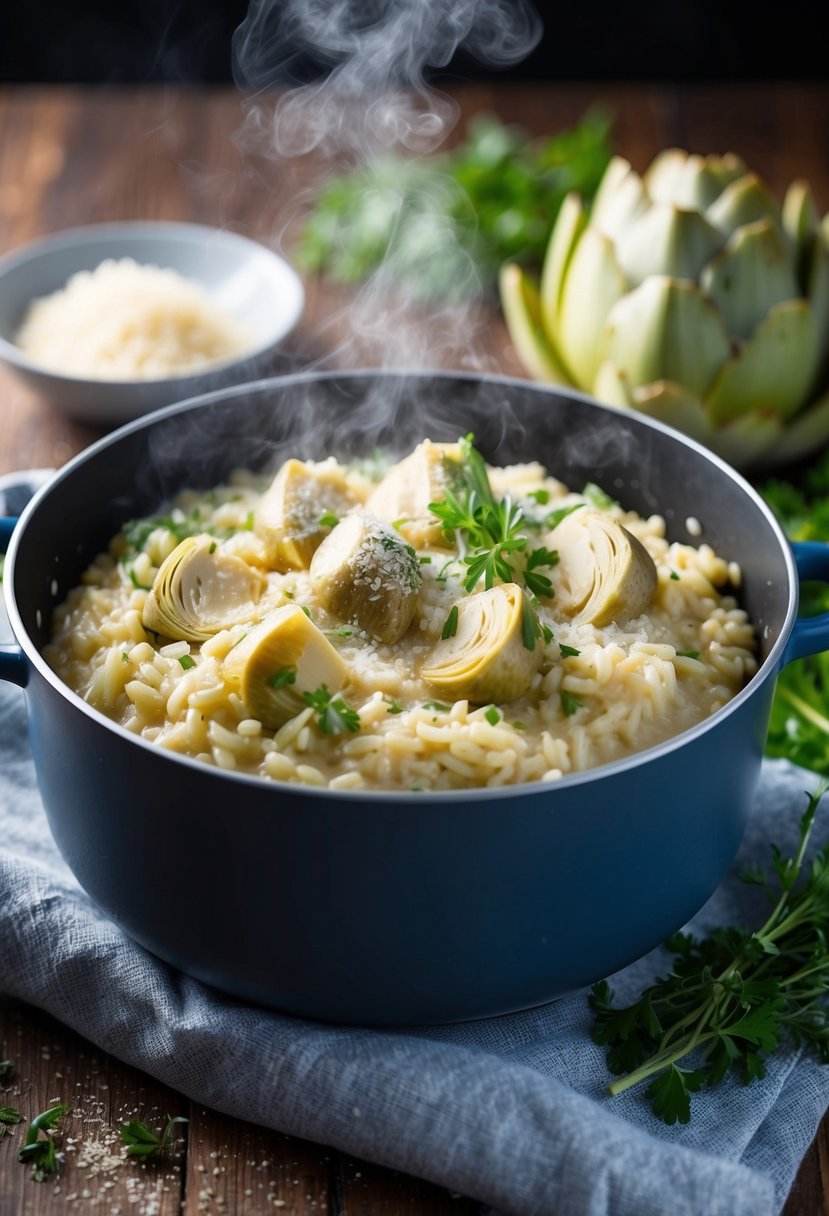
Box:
[1, 82, 828, 1215]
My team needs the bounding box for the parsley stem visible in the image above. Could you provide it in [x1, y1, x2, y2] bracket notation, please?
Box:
[777, 686, 829, 738]
[607, 1031, 719, 1096]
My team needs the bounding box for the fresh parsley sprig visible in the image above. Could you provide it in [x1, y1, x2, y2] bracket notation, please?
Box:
[303, 685, 361, 735]
[428, 436, 560, 641]
[17, 1103, 69, 1181]
[120, 1116, 188, 1160]
[590, 784, 829, 1125]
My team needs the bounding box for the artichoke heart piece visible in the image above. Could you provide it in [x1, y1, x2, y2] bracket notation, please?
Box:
[255, 458, 358, 571]
[142, 535, 266, 642]
[223, 605, 347, 730]
[553, 511, 657, 627]
[420, 583, 541, 705]
[310, 510, 421, 644]
[365, 439, 461, 548]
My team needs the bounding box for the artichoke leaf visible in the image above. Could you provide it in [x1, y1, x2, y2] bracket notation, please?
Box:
[588, 156, 648, 241]
[602, 277, 731, 400]
[556, 226, 627, 390]
[704, 298, 820, 425]
[255, 458, 358, 572]
[629, 380, 713, 445]
[701, 218, 800, 341]
[592, 360, 636, 408]
[706, 173, 786, 243]
[763, 388, 829, 469]
[630, 380, 783, 466]
[499, 264, 573, 386]
[539, 191, 587, 342]
[783, 180, 821, 264]
[365, 439, 461, 549]
[553, 510, 657, 627]
[420, 583, 541, 705]
[310, 509, 421, 644]
[806, 236, 829, 376]
[615, 203, 723, 288]
[223, 605, 347, 731]
[645, 149, 747, 211]
[142, 535, 266, 643]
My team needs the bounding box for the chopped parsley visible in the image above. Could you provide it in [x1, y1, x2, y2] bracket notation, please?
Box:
[484, 705, 502, 726]
[17, 1103, 69, 1181]
[319, 511, 339, 528]
[441, 605, 459, 639]
[267, 668, 297, 690]
[528, 488, 550, 505]
[386, 699, 404, 714]
[127, 568, 152, 592]
[208, 541, 217, 554]
[546, 502, 585, 530]
[121, 652, 130, 663]
[542, 624, 554, 645]
[560, 690, 584, 716]
[676, 650, 700, 660]
[670, 570, 681, 581]
[303, 685, 361, 734]
[178, 655, 196, 670]
[582, 482, 617, 510]
[325, 626, 354, 639]
[0, 1106, 22, 1145]
[422, 700, 450, 713]
[120, 1116, 188, 1160]
[559, 643, 581, 658]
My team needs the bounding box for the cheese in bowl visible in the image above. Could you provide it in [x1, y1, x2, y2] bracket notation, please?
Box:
[44, 438, 757, 791]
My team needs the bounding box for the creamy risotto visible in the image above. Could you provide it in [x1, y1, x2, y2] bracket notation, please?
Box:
[45, 440, 758, 791]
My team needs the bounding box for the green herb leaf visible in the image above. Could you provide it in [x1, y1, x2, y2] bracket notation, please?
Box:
[296, 111, 612, 301]
[582, 482, 617, 509]
[559, 643, 580, 658]
[528, 489, 550, 505]
[303, 685, 361, 734]
[592, 786, 829, 1125]
[546, 503, 585, 530]
[560, 690, 583, 716]
[542, 624, 554, 645]
[18, 1104, 69, 1181]
[484, 705, 501, 726]
[422, 701, 450, 713]
[676, 650, 700, 661]
[120, 1116, 188, 1160]
[127, 568, 153, 592]
[267, 668, 297, 690]
[670, 570, 681, 581]
[441, 605, 459, 639]
[386, 699, 404, 715]
[178, 655, 196, 670]
[319, 511, 339, 528]
[521, 596, 542, 651]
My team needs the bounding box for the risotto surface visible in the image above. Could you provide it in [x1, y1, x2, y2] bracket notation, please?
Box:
[45, 449, 757, 791]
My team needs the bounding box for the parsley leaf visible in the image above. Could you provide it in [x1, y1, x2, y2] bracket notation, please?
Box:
[267, 668, 296, 690]
[120, 1116, 188, 1160]
[591, 785, 829, 1125]
[442, 605, 459, 639]
[484, 705, 502, 726]
[319, 511, 339, 528]
[303, 685, 361, 734]
[559, 643, 580, 658]
[17, 1103, 69, 1181]
[560, 690, 583, 716]
[178, 655, 196, 670]
[582, 482, 617, 509]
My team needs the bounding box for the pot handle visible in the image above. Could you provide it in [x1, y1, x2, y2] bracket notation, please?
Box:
[0, 517, 27, 687]
[783, 541, 829, 665]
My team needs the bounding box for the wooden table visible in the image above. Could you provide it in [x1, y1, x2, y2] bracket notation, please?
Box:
[1, 82, 828, 1215]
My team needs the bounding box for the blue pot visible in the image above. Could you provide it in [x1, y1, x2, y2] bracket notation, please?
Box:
[2, 371, 828, 1025]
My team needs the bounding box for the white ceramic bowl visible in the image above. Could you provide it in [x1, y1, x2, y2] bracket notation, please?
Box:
[0, 221, 305, 426]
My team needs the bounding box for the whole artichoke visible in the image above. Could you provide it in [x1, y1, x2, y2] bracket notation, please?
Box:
[500, 149, 829, 469]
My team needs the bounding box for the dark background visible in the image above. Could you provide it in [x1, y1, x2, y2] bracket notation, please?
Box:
[1, 0, 824, 84]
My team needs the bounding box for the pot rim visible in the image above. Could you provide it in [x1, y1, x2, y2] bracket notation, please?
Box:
[3, 367, 799, 803]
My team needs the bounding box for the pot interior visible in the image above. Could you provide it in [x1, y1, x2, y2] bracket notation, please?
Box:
[11, 371, 792, 674]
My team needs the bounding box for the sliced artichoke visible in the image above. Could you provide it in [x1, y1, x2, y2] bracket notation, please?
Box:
[142, 535, 266, 642]
[553, 510, 657, 627]
[223, 604, 347, 730]
[365, 439, 460, 548]
[310, 510, 421, 644]
[420, 583, 541, 705]
[255, 458, 358, 571]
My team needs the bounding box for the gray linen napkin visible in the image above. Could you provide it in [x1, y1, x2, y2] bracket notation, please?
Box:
[1, 660, 828, 1215]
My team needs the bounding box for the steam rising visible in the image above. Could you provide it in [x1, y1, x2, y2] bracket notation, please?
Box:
[231, 0, 542, 376]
